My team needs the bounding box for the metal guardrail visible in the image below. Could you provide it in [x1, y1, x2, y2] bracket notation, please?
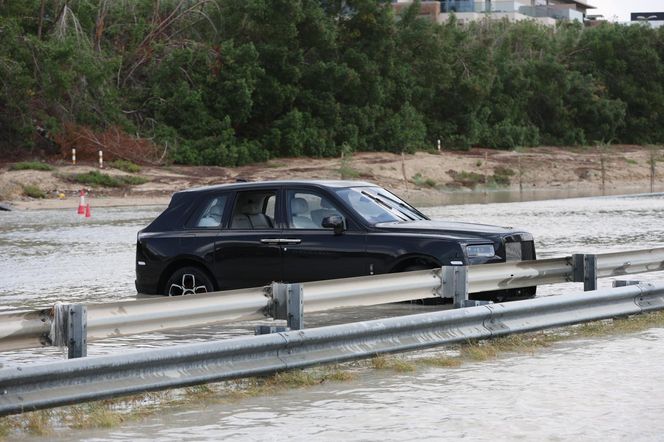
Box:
[0, 309, 51, 351]
[0, 271, 446, 352]
[467, 257, 572, 292]
[2, 247, 664, 354]
[1, 282, 663, 416]
[597, 248, 664, 278]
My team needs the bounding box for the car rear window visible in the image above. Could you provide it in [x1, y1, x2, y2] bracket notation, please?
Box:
[188, 195, 227, 228]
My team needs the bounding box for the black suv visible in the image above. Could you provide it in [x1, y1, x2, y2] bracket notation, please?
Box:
[136, 180, 536, 300]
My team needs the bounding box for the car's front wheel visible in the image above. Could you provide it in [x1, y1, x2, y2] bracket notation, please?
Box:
[165, 266, 214, 296]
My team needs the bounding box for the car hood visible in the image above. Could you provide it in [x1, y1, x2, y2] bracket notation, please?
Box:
[373, 220, 521, 237]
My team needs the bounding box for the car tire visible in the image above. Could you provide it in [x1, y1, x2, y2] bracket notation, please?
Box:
[165, 266, 214, 296]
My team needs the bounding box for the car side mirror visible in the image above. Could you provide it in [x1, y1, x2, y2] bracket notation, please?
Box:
[322, 215, 346, 235]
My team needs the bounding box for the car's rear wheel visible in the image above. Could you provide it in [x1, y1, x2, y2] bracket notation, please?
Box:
[165, 266, 213, 296]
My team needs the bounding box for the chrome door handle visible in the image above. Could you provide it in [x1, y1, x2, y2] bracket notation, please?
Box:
[261, 238, 301, 244]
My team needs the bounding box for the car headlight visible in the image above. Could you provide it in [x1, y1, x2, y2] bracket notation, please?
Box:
[466, 244, 495, 258]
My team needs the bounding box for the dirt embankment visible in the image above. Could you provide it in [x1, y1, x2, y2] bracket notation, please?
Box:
[0, 145, 661, 210]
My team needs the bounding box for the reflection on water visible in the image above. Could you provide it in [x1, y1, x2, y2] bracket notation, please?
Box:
[3, 193, 664, 440]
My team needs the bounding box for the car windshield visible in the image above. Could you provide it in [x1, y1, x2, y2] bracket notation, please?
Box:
[334, 187, 428, 224]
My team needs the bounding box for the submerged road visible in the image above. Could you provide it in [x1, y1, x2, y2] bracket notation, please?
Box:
[2, 192, 664, 440]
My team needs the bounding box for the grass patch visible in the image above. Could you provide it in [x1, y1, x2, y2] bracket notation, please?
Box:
[68, 403, 124, 429]
[120, 175, 149, 185]
[110, 159, 141, 173]
[65, 171, 148, 187]
[184, 384, 216, 400]
[448, 167, 515, 189]
[25, 410, 52, 436]
[458, 334, 561, 362]
[266, 161, 287, 168]
[339, 164, 360, 179]
[22, 184, 46, 199]
[0, 418, 10, 439]
[419, 355, 463, 368]
[447, 170, 485, 189]
[410, 172, 437, 188]
[324, 369, 357, 382]
[9, 161, 54, 171]
[491, 166, 515, 186]
[371, 355, 416, 372]
[624, 158, 638, 165]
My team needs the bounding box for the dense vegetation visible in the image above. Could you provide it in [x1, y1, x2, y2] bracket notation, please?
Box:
[1, 0, 663, 166]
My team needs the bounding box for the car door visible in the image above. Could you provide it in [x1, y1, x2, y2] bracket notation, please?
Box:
[213, 188, 283, 290]
[280, 188, 369, 284]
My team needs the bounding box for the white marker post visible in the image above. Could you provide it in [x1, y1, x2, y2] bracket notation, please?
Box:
[99, 150, 103, 169]
[437, 139, 441, 152]
[72, 148, 76, 165]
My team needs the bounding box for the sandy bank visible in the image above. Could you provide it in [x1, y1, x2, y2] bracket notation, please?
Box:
[1, 145, 661, 210]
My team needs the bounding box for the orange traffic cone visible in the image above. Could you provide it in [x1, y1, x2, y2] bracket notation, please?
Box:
[77, 190, 86, 215]
[85, 203, 91, 218]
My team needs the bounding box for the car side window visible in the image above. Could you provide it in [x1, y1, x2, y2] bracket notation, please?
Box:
[287, 191, 342, 229]
[230, 191, 276, 230]
[191, 195, 227, 228]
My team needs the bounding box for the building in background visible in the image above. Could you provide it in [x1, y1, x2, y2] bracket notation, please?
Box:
[393, 0, 595, 25]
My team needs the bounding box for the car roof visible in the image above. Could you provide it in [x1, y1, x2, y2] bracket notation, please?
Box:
[179, 180, 377, 194]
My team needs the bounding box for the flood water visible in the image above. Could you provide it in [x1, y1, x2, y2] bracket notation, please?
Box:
[2, 190, 664, 440]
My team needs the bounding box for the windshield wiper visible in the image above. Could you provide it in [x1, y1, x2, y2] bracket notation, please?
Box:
[375, 192, 428, 221]
[360, 191, 411, 222]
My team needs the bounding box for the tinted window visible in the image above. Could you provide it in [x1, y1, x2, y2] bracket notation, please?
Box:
[230, 191, 276, 230]
[190, 195, 227, 228]
[287, 191, 342, 229]
[335, 187, 427, 224]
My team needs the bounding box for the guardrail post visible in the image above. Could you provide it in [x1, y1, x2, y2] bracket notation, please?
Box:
[441, 266, 469, 308]
[50, 303, 87, 358]
[572, 254, 598, 291]
[270, 282, 288, 322]
[268, 282, 304, 331]
[287, 284, 304, 330]
[67, 304, 87, 359]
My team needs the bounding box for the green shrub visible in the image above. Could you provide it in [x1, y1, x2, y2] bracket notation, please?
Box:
[22, 184, 46, 198]
[110, 160, 141, 173]
[491, 166, 515, 186]
[449, 170, 485, 188]
[66, 171, 147, 187]
[411, 173, 437, 188]
[120, 175, 148, 185]
[10, 162, 54, 171]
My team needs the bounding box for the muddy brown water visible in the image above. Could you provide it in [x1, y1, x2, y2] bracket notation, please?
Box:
[2, 190, 664, 440]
